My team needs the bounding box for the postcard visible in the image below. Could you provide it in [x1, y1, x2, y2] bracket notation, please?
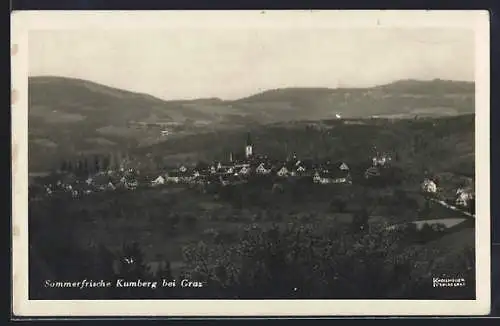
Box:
[11, 10, 491, 316]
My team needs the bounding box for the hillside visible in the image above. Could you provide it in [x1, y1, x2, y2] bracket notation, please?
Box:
[134, 114, 474, 179]
[236, 79, 474, 120]
[28, 76, 474, 172]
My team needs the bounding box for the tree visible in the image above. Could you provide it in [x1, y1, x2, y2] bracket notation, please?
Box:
[181, 222, 473, 299]
[75, 159, 82, 175]
[60, 160, 68, 172]
[352, 208, 370, 233]
[94, 155, 101, 173]
[467, 198, 475, 215]
[102, 155, 110, 171]
[83, 157, 89, 175]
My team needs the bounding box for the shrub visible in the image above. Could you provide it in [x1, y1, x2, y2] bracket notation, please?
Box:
[181, 222, 471, 299]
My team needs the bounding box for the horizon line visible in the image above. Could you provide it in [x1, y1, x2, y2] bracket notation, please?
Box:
[28, 74, 476, 102]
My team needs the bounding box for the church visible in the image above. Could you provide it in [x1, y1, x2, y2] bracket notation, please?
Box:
[225, 132, 256, 164]
[245, 132, 253, 159]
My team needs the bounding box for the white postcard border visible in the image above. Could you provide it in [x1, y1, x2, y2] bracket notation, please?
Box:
[11, 10, 491, 316]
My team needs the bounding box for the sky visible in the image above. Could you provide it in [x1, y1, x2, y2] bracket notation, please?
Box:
[29, 28, 474, 100]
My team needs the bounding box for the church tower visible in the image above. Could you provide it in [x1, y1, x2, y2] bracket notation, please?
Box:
[245, 132, 253, 159]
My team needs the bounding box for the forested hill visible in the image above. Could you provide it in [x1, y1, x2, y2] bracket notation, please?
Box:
[28, 76, 474, 172]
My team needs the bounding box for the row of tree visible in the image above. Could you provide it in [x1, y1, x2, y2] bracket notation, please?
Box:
[58, 152, 131, 176]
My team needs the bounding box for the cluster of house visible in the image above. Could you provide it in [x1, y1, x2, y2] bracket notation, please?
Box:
[151, 133, 355, 187]
[30, 168, 142, 199]
[420, 177, 475, 209]
[31, 133, 475, 212]
[31, 134, 359, 199]
[151, 157, 353, 187]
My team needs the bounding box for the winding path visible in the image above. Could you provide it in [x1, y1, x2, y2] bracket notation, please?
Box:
[429, 197, 475, 218]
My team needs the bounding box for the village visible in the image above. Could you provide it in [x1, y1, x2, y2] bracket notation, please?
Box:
[29, 132, 475, 215]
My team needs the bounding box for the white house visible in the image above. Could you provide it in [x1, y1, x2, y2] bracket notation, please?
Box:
[239, 166, 250, 175]
[256, 163, 271, 175]
[313, 171, 350, 184]
[332, 177, 349, 184]
[151, 175, 165, 186]
[277, 166, 289, 177]
[313, 171, 321, 183]
[339, 162, 349, 171]
[218, 166, 234, 174]
[421, 179, 437, 194]
[165, 174, 180, 184]
[372, 154, 391, 167]
[456, 188, 474, 207]
[125, 179, 139, 190]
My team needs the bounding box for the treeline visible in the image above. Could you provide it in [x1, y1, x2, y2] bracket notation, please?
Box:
[57, 151, 131, 176]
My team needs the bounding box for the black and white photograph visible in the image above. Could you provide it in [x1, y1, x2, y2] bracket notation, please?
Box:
[11, 10, 490, 316]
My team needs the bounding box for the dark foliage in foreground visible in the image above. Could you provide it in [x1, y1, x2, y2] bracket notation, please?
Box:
[29, 203, 475, 300]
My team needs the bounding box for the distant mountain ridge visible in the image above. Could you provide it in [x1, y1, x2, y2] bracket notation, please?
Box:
[28, 76, 474, 172]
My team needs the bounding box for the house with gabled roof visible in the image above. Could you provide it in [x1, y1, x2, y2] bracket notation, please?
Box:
[455, 187, 474, 207]
[151, 175, 165, 186]
[238, 165, 251, 176]
[276, 165, 289, 177]
[255, 162, 272, 175]
[313, 168, 351, 184]
[192, 170, 201, 179]
[371, 152, 392, 167]
[123, 176, 139, 190]
[339, 162, 349, 171]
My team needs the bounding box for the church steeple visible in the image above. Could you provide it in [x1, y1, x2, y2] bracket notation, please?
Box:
[245, 132, 253, 159]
